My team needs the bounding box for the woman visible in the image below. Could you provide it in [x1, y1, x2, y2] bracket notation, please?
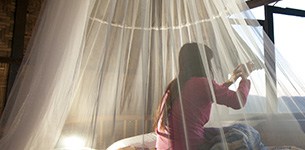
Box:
[154, 43, 256, 150]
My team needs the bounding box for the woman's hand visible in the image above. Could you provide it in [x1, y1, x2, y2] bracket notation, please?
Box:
[231, 64, 243, 81]
[224, 61, 255, 87]
[224, 64, 243, 86]
[240, 61, 255, 79]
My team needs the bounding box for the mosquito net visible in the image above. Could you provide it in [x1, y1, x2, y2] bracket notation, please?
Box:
[1, 0, 305, 149]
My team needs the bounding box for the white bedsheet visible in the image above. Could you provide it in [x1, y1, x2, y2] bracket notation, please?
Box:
[106, 133, 156, 150]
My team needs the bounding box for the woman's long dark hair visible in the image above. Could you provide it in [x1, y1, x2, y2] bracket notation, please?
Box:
[154, 43, 214, 130]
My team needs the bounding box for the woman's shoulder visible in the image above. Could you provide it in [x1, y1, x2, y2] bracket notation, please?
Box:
[189, 77, 213, 83]
[187, 77, 220, 88]
[190, 77, 207, 80]
[187, 77, 211, 86]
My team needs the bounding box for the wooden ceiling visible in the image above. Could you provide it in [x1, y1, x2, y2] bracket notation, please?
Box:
[246, 0, 282, 9]
[0, 0, 282, 114]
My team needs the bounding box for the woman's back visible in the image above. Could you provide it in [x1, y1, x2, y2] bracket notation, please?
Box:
[168, 77, 213, 149]
[156, 77, 251, 149]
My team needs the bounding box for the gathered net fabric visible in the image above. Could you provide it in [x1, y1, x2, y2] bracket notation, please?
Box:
[1, 0, 305, 149]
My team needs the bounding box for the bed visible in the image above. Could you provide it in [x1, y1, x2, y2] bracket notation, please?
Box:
[107, 114, 305, 150]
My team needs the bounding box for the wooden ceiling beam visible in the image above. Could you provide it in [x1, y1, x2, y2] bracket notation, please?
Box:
[246, 0, 282, 9]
